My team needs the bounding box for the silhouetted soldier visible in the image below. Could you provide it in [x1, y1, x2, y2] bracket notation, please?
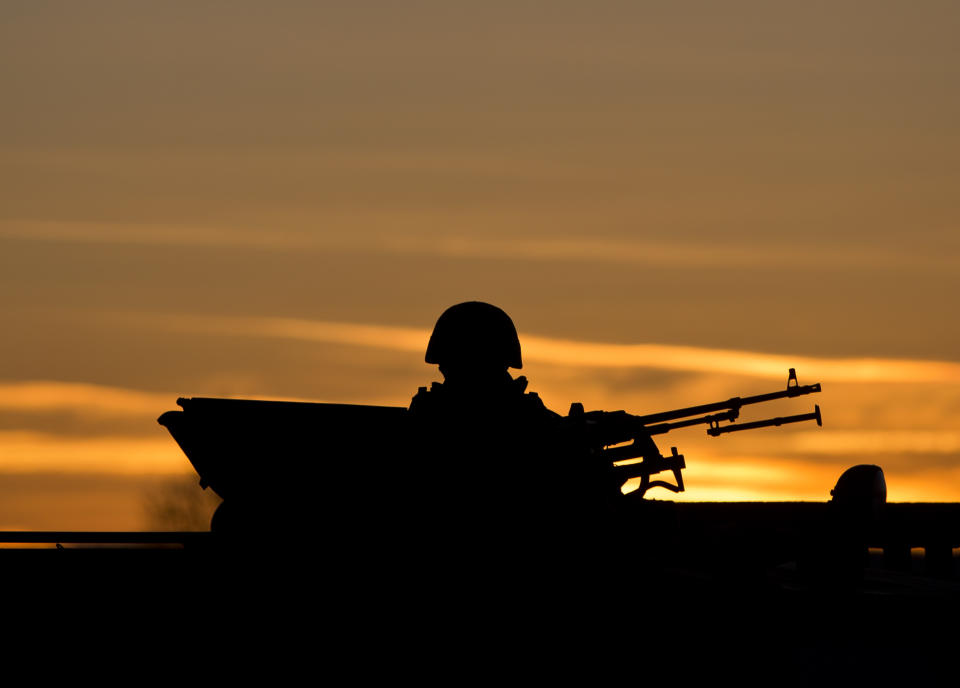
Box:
[407, 302, 611, 558]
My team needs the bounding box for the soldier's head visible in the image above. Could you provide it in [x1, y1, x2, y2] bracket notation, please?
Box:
[426, 302, 522, 384]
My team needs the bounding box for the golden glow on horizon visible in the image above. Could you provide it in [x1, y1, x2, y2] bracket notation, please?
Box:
[3, 369, 958, 503]
[636, 455, 839, 502]
[3, 332, 958, 508]
[882, 468, 960, 502]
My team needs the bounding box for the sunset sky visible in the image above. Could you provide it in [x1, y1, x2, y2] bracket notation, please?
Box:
[2, 1, 959, 530]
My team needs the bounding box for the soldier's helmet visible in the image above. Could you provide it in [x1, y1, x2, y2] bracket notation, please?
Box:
[425, 301, 522, 369]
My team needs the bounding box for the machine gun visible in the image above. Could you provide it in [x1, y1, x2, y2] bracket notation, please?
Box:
[568, 368, 822, 498]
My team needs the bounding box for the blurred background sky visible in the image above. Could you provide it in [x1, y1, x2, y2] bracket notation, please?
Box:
[1, 1, 959, 529]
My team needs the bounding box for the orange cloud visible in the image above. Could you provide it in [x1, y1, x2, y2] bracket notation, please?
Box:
[0, 381, 173, 417]
[5, 218, 958, 273]
[0, 431, 189, 474]
[161, 314, 960, 384]
[787, 430, 960, 455]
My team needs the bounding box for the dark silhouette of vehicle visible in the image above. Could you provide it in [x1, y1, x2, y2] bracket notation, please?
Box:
[156, 302, 960, 595]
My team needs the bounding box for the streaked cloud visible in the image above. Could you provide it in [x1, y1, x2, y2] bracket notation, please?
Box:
[635, 452, 960, 503]
[789, 431, 960, 455]
[379, 234, 959, 272]
[192, 316, 429, 355]
[159, 314, 960, 384]
[3, 220, 956, 272]
[0, 431, 189, 474]
[0, 220, 307, 251]
[0, 381, 174, 417]
[522, 336, 960, 384]
[0, 380, 325, 417]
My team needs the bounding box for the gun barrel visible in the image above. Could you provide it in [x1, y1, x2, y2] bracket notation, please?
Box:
[706, 405, 822, 436]
[633, 370, 821, 426]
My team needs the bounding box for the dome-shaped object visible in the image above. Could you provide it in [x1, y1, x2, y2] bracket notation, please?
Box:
[425, 302, 522, 369]
[830, 464, 887, 513]
[830, 464, 887, 504]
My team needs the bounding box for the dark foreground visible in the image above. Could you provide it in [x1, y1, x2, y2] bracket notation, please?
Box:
[3, 507, 958, 682]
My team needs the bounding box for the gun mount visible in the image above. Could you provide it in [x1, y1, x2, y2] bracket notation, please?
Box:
[568, 368, 823, 498]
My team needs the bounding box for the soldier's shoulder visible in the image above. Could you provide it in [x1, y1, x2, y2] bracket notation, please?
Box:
[513, 378, 560, 419]
[409, 381, 444, 413]
[523, 392, 561, 419]
[408, 376, 560, 419]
